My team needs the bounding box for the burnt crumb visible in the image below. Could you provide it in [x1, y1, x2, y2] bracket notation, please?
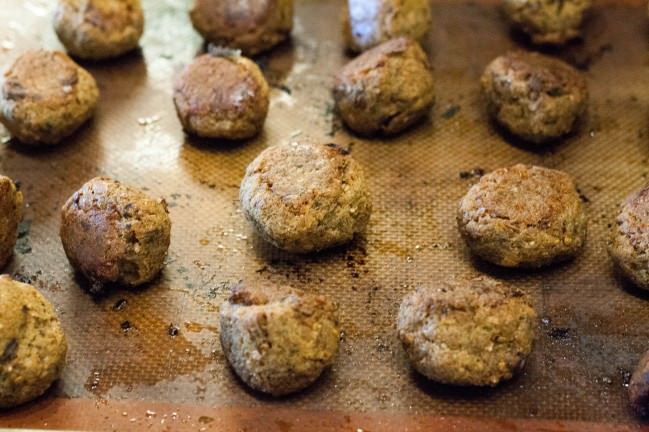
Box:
[351, 271, 360, 278]
[13, 180, 21, 191]
[255, 265, 268, 274]
[577, 188, 590, 203]
[548, 327, 571, 339]
[168, 324, 179, 337]
[113, 299, 128, 311]
[618, 367, 632, 388]
[442, 104, 461, 119]
[459, 168, 485, 179]
[120, 320, 132, 334]
[12, 272, 32, 284]
[325, 143, 349, 155]
[273, 84, 291, 95]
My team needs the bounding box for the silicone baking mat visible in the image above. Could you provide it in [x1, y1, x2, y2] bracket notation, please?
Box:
[0, 0, 648, 430]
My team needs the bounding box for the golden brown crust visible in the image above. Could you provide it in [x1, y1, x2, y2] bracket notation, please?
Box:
[173, 54, 270, 140]
[54, 0, 145, 60]
[240, 140, 372, 253]
[333, 37, 435, 136]
[60, 177, 171, 292]
[397, 275, 537, 386]
[190, 0, 293, 55]
[220, 285, 339, 396]
[458, 164, 587, 268]
[0, 50, 99, 145]
[342, 0, 431, 52]
[609, 183, 649, 290]
[481, 50, 587, 143]
[0, 275, 67, 408]
[0, 177, 22, 269]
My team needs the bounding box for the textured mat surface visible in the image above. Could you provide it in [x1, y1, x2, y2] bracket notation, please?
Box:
[0, 0, 648, 426]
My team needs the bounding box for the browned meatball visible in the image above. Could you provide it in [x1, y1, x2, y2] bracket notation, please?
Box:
[0, 176, 23, 269]
[240, 140, 372, 253]
[54, 0, 145, 60]
[0, 50, 99, 145]
[190, 0, 293, 55]
[481, 51, 588, 144]
[503, 0, 592, 45]
[342, 0, 432, 53]
[220, 284, 340, 396]
[333, 37, 435, 136]
[397, 276, 537, 386]
[0, 275, 67, 408]
[173, 53, 270, 140]
[60, 177, 171, 293]
[458, 164, 587, 268]
[609, 183, 649, 291]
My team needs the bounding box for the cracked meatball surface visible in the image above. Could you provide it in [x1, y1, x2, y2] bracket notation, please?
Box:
[190, 0, 293, 55]
[220, 285, 340, 396]
[54, 0, 145, 60]
[0, 275, 67, 408]
[0, 50, 99, 145]
[503, 0, 591, 45]
[173, 53, 269, 140]
[240, 140, 371, 253]
[60, 177, 171, 293]
[458, 164, 587, 268]
[397, 275, 537, 386]
[481, 50, 587, 144]
[333, 37, 435, 136]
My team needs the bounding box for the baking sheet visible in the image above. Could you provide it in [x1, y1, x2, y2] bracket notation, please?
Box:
[0, 0, 649, 429]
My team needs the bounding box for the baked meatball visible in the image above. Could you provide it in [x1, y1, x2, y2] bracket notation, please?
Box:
[608, 183, 649, 291]
[630, 349, 649, 416]
[0, 275, 67, 408]
[0, 177, 23, 270]
[481, 50, 587, 144]
[60, 177, 171, 292]
[240, 140, 372, 253]
[397, 276, 537, 386]
[190, 0, 293, 55]
[333, 37, 435, 136]
[53, 0, 145, 61]
[220, 285, 339, 396]
[342, 0, 432, 53]
[458, 164, 587, 268]
[503, 0, 592, 45]
[173, 53, 270, 140]
[0, 50, 99, 146]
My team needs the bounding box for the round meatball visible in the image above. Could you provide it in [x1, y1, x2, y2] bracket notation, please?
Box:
[60, 177, 171, 293]
[333, 37, 435, 136]
[220, 285, 340, 396]
[173, 53, 270, 140]
[0, 275, 67, 408]
[53, 0, 145, 61]
[0, 50, 99, 146]
[240, 140, 372, 253]
[0, 177, 23, 270]
[190, 0, 293, 55]
[342, 0, 432, 53]
[481, 50, 587, 144]
[458, 164, 587, 268]
[608, 183, 649, 291]
[629, 349, 649, 416]
[397, 276, 537, 386]
[503, 0, 592, 45]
